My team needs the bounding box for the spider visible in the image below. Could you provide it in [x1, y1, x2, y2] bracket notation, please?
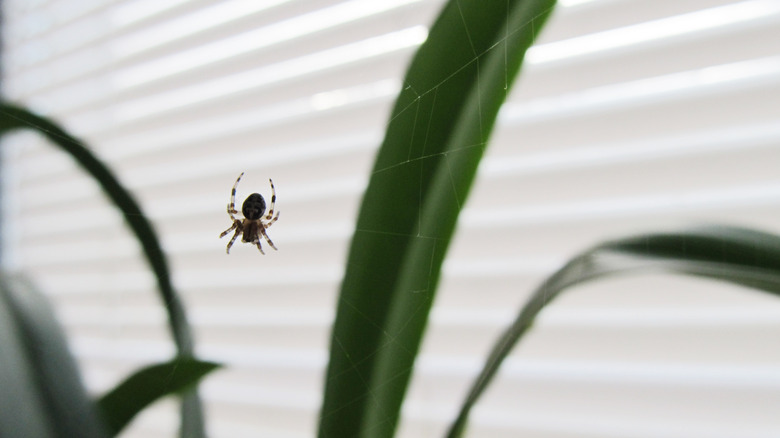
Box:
[219, 172, 280, 254]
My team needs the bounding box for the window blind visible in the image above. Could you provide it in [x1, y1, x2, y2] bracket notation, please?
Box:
[2, 0, 780, 437]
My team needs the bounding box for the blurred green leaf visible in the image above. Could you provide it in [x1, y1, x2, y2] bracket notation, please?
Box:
[0, 274, 108, 438]
[447, 225, 780, 437]
[97, 359, 221, 436]
[0, 103, 193, 353]
[0, 103, 205, 437]
[318, 1, 557, 437]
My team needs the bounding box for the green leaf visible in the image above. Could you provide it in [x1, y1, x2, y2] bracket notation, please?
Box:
[97, 359, 221, 436]
[0, 103, 205, 437]
[318, 1, 557, 437]
[0, 274, 108, 438]
[0, 103, 194, 354]
[447, 225, 780, 437]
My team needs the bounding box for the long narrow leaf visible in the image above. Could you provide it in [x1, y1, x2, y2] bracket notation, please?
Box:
[0, 274, 107, 438]
[318, 1, 557, 437]
[0, 103, 205, 436]
[97, 359, 220, 436]
[0, 277, 58, 438]
[447, 225, 780, 437]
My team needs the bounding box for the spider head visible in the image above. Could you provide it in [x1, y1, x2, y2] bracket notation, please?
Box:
[242, 193, 266, 220]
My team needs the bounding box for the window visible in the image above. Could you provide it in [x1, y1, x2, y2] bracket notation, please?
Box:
[3, 0, 780, 437]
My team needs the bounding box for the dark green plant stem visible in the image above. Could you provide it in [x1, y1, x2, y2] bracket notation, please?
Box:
[0, 103, 205, 437]
[447, 225, 780, 437]
[318, 1, 556, 437]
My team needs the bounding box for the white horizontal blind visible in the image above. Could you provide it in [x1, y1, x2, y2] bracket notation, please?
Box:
[3, 1, 780, 437]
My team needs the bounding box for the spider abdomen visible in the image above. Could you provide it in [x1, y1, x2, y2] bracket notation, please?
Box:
[242, 193, 266, 220]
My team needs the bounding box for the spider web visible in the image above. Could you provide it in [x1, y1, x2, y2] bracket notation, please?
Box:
[0, 1, 556, 437]
[8, 0, 780, 437]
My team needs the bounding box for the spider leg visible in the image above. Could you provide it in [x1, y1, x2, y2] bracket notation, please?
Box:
[264, 178, 277, 221]
[227, 172, 245, 220]
[226, 204, 239, 221]
[219, 220, 239, 238]
[225, 227, 242, 254]
[254, 239, 266, 255]
[263, 211, 280, 229]
[259, 226, 278, 251]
